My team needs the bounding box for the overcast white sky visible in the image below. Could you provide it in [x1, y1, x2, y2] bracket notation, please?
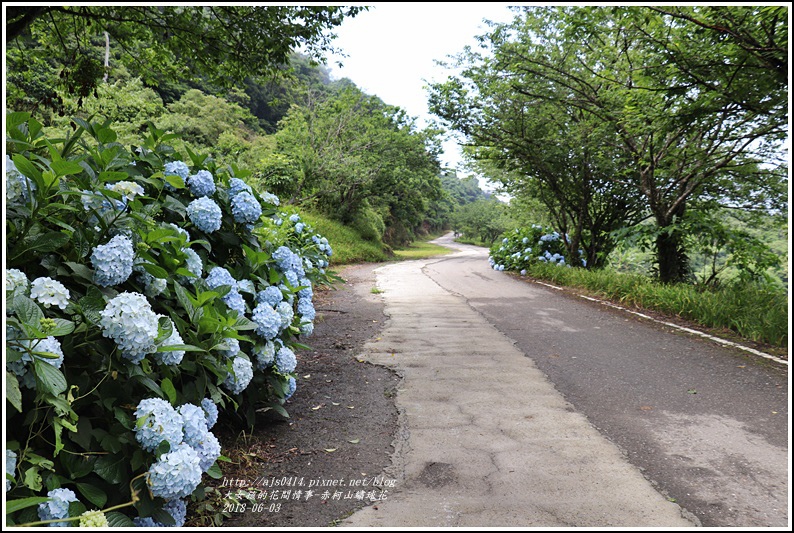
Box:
[324, 3, 518, 177]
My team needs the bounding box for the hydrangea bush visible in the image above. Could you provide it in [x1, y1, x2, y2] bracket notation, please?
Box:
[489, 225, 585, 273]
[5, 114, 333, 526]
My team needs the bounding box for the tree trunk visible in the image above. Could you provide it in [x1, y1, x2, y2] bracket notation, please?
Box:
[655, 228, 689, 283]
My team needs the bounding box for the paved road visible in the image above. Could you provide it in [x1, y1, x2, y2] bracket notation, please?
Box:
[342, 234, 788, 528]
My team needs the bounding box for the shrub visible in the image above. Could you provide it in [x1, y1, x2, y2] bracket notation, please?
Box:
[489, 225, 579, 272]
[5, 113, 333, 526]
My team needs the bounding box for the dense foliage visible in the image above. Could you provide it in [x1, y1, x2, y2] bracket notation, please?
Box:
[5, 114, 333, 526]
[429, 5, 788, 283]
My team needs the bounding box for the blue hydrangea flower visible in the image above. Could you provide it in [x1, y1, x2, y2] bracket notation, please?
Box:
[134, 398, 184, 452]
[289, 214, 300, 223]
[181, 248, 203, 283]
[297, 278, 313, 300]
[261, 191, 280, 206]
[299, 320, 314, 336]
[272, 246, 294, 272]
[275, 346, 297, 374]
[294, 222, 305, 234]
[256, 286, 283, 307]
[80, 189, 125, 216]
[201, 398, 218, 430]
[29, 277, 70, 310]
[231, 191, 262, 225]
[186, 197, 222, 233]
[99, 292, 159, 363]
[228, 178, 253, 198]
[105, 181, 144, 201]
[6, 268, 29, 295]
[276, 301, 294, 331]
[252, 303, 281, 340]
[217, 337, 240, 358]
[6, 155, 37, 206]
[252, 341, 276, 369]
[164, 498, 187, 527]
[147, 443, 202, 500]
[205, 267, 236, 290]
[223, 356, 253, 395]
[164, 161, 190, 180]
[297, 297, 315, 322]
[152, 318, 185, 366]
[24, 336, 65, 369]
[92, 235, 135, 287]
[223, 289, 246, 315]
[279, 284, 295, 305]
[193, 431, 221, 472]
[178, 403, 209, 447]
[37, 487, 78, 526]
[134, 264, 167, 297]
[285, 376, 296, 400]
[6, 449, 16, 492]
[187, 170, 216, 197]
[237, 279, 255, 294]
[283, 270, 299, 288]
[135, 499, 188, 527]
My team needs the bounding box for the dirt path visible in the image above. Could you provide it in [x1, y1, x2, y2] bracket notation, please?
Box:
[212, 263, 399, 528]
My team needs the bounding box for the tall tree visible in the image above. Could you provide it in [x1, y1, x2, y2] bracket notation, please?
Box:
[429, 6, 787, 282]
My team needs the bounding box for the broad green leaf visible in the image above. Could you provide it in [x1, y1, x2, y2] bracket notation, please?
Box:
[51, 160, 84, 177]
[160, 378, 177, 404]
[6, 111, 31, 131]
[4, 496, 51, 515]
[33, 360, 68, 396]
[141, 262, 169, 279]
[49, 319, 75, 337]
[13, 294, 44, 326]
[105, 512, 135, 528]
[206, 462, 223, 479]
[93, 454, 126, 484]
[6, 371, 22, 412]
[97, 171, 128, 183]
[26, 231, 70, 253]
[11, 154, 42, 181]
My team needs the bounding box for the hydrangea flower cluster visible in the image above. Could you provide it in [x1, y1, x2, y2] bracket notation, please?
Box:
[228, 178, 253, 197]
[134, 398, 185, 452]
[256, 286, 283, 307]
[6, 450, 16, 492]
[99, 292, 159, 363]
[489, 226, 581, 273]
[6, 268, 28, 295]
[164, 161, 190, 180]
[231, 191, 262, 225]
[186, 197, 222, 233]
[106, 181, 144, 201]
[6, 155, 37, 205]
[285, 376, 297, 400]
[79, 510, 110, 528]
[187, 170, 216, 197]
[275, 346, 297, 374]
[147, 443, 202, 500]
[223, 355, 254, 394]
[252, 302, 281, 340]
[91, 234, 135, 287]
[181, 248, 203, 283]
[134, 264, 167, 297]
[201, 398, 218, 429]
[205, 267, 247, 315]
[153, 317, 185, 366]
[37, 487, 78, 526]
[253, 341, 276, 369]
[81, 189, 126, 215]
[29, 277, 70, 310]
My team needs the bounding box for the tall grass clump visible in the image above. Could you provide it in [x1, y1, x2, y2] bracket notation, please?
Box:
[299, 210, 391, 265]
[490, 227, 788, 348]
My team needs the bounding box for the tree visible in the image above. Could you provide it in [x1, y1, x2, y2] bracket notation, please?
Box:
[429, 6, 787, 282]
[6, 6, 365, 104]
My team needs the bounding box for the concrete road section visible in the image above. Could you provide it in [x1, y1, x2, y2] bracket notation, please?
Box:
[342, 238, 700, 527]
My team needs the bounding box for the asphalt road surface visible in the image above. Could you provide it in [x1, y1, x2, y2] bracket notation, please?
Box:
[343, 233, 788, 528]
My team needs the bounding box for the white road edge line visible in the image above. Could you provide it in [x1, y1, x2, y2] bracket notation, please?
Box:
[532, 280, 787, 366]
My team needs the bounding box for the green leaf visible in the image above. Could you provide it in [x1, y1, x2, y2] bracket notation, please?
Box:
[173, 282, 195, 316]
[93, 454, 126, 484]
[51, 160, 84, 177]
[13, 294, 44, 324]
[4, 496, 51, 515]
[49, 319, 75, 337]
[97, 171, 128, 183]
[65, 262, 94, 282]
[96, 127, 117, 144]
[12, 154, 42, 181]
[164, 174, 185, 189]
[141, 262, 169, 279]
[105, 512, 135, 528]
[22, 467, 42, 491]
[6, 371, 22, 412]
[78, 286, 106, 325]
[33, 360, 68, 396]
[6, 111, 31, 131]
[75, 482, 107, 509]
[160, 378, 177, 404]
[26, 231, 70, 253]
[206, 462, 223, 479]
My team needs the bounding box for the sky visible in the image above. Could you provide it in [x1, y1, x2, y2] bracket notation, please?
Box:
[323, 3, 518, 179]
